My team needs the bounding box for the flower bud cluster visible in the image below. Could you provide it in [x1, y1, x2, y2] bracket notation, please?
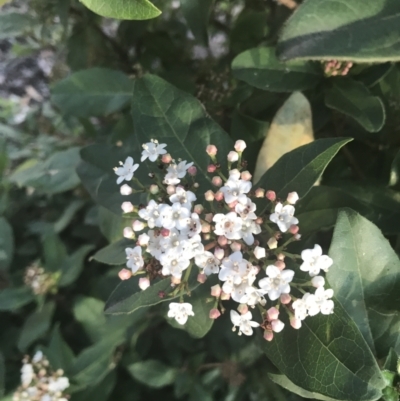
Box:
[24, 263, 58, 296]
[113, 139, 335, 340]
[323, 60, 353, 77]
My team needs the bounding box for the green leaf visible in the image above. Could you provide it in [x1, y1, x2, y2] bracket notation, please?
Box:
[382, 386, 399, 401]
[42, 230, 67, 272]
[232, 47, 322, 92]
[256, 138, 352, 213]
[59, 245, 95, 287]
[46, 325, 75, 371]
[54, 200, 86, 234]
[180, 0, 213, 46]
[98, 207, 125, 243]
[0, 12, 36, 39]
[70, 371, 116, 401]
[259, 299, 385, 401]
[277, 0, 400, 62]
[93, 238, 134, 265]
[0, 287, 34, 311]
[127, 360, 178, 388]
[51, 68, 132, 117]
[18, 302, 56, 351]
[0, 353, 4, 398]
[0, 218, 13, 271]
[325, 79, 385, 133]
[383, 348, 399, 372]
[80, 0, 161, 20]
[327, 209, 400, 357]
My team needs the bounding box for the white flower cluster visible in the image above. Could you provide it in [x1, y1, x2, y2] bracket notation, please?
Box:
[14, 351, 70, 401]
[114, 139, 335, 341]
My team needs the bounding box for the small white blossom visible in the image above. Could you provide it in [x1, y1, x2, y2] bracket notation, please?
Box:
[21, 364, 34, 387]
[141, 141, 167, 162]
[230, 310, 259, 336]
[307, 287, 334, 316]
[258, 265, 294, 301]
[114, 157, 139, 184]
[169, 187, 197, 209]
[238, 220, 261, 246]
[48, 377, 70, 393]
[195, 251, 220, 275]
[168, 302, 194, 325]
[269, 203, 298, 232]
[220, 177, 251, 204]
[160, 253, 190, 278]
[159, 203, 191, 230]
[292, 296, 310, 320]
[32, 351, 43, 363]
[164, 161, 193, 185]
[126, 246, 144, 273]
[300, 245, 333, 276]
[235, 197, 257, 220]
[138, 200, 162, 228]
[253, 246, 266, 260]
[213, 212, 242, 239]
[240, 286, 267, 306]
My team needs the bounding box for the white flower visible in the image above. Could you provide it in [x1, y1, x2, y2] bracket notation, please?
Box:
[253, 246, 266, 260]
[300, 245, 333, 276]
[147, 230, 163, 258]
[32, 351, 43, 363]
[21, 363, 34, 387]
[213, 212, 242, 239]
[164, 161, 194, 185]
[194, 251, 220, 275]
[269, 203, 298, 233]
[132, 220, 145, 231]
[114, 157, 139, 184]
[138, 200, 162, 228]
[48, 377, 70, 392]
[168, 302, 194, 325]
[307, 287, 334, 316]
[230, 310, 259, 336]
[137, 233, 150, 246]
[238, 220, 261, 246]
[258, 265, 294, 301]
[235, 197, 257, 220]
[141, 141, 167, 162]
[160, 253, 190, 278]
[121, 201, 134, 213]
[126, 246, 144, 273]
[286, 191, 299, 205]
[159, 203, 191, 230]
[239, 286, 267, 306]
[220, 177, 251, 204]
[267, 237, 278, 249]
[234, 140, 246, 152]
[179, 213, 202, 237]
[169, 187, 196, 209]
[292, 296, 309, 320]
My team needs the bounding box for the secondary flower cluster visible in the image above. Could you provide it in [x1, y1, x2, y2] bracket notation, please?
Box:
[114, 139, 334, 340]
[13, 351, 70, 401]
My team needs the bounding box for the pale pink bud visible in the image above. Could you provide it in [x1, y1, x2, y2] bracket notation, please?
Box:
[188, 166, 197, 176]
[197, 273, 207, 283]
[161, 153, 172, 163]
[121, 201, 134, 213]
[118, 268, 132, 280]
[295, 233, 302, 240]
[214, 247, 224, 259]
[228, 200, 238, 209]
[207, 164, 217, 173]
[275, 260, 285, 270]
[311, 276, 325, 288]
[280, 293, 291, 304]
[212, 176, 222, 187]
[286, 192, 299, 205]
[137, 233, 150, 246]
[166, 185, 176, 195]
[254, 246, 266, 259]
[171, 276, 181, 285]
[267, 307, 279, 320]
[267, 237, 278, 249]
[255, 188, 265, 198]
[234, 140, 247, 152]
[229, 169, 241, 180]
[264, 330, 274, 341]
[201, 222, 211, 233]
[240, 171, 252, 181]
[237, 304, 249, 314]
[209, 308, 221, 319]
[255, 217, 263, 225]
[266, 190, 276, 201]
[138, 277, 150, 290]
[290, 317, 302, 329]
[227, 151, 239, 162]
[203, 233, 211, 241]
[289, 225, 299, 234]
[230, 242, 241, 252]
[205, 190, 215, 201]
[271, 319, 285, 333]
[277, 253, 285, 261]
[133, 220, 145, 231]
[149, 184, 159, 194]
[218, 236, 228, 246]
[211, 284, 222, 297]
[214, 191, 224, 202]
[193, 182, 199, 188]
[206, 144, 218, 156]
[220, 291, 230, 300]
[120, 184, 133, 195]
[161, 228, 170, 237]
[123, 227, 134, 239]
[205, 213, 213, 223]
[194, 204, 204, 214]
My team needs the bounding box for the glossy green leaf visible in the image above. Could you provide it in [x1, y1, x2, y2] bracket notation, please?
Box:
[45, 325, 75, 371]
[259, 299, 385, 400]
[93, 238, 134, 265]
[51, 68, 132, 117]
[42, 230, 67, 272]
[0, 218, 13, 271]
[0, 12, 36, 39]
[70, 371, 116, 401]
[80, 0, 161, 20]
[232, 47, 322, 92]
[277, 0, 400, 62]
[98, 207, 125, 243]
[181, 0, 213, 45]
[0, 287, 34, 311]
[383, 348, 399, 372]
[59, 245, 94, 287]
[127, 360, 178, 388]
[325, 79, 385, 133]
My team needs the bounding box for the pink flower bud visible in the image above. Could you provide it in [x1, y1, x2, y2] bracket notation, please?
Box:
[214, 191, 224, 202]
[234, 140, 247, 152]
[267, 237, 278, 249]
[194, 204, 204, 214]
[280, 293, 291, 304]
[255, 217, 263, 225]
[275, 260, 285, 270]
[161, 228, 170, 237]
[121, 202, 134, 213]
[205, 213, 213, 223]
[166, 185, 176, 195]
[255, 188, 265, 198]
[228, 200, 238, 209]
[161, 153, 172, 163]
[290, 317, 302, 329]
[220, 291, 230, 300]
[267, 307, 280, 320]
[211, 284, 222, 297]
[209, 308, 221, 319]
[138, 277, 150, 290]
[171, 276, 181, 285]
[188, 166, 197, 176]
[120, 184, 133, 195]
[206, 145, 218, 156]
[133, 220, 145, 231]
[137, 233, 150, 246]
[227, 151, 239, 162]
[229, 169, 241, 180]
[214, 247, 224, 259]
[311, 276, 325, 288]
[240, 170, 252, 181]
[237, 304, 249, 315]
[118, 268, 132, 280]
[266, 190, 276, 201]
[201, 222, 211, 233]
[207, 164, 217, 173]
[264, 330, 274, 341]
[205, 190, 215, 201]
[254, 246, 266, 259]
[286, 191, 299, 205]
[271, 319, 284, 333]
[230, 242, 241, 252]
[123, 227, 134, 239]
[218, 236, 228, 246]
[212, 176, 222, 187]
[295, 233, 302, 240]
[277, 253, 285, 261]
[197, 273, 207, 283]
[149, 184, 159, 194]
[289, 225, 299, 234]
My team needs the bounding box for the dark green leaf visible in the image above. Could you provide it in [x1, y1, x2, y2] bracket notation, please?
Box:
[54, 200, 86, 234]
[93, 238, 135, 265]
[46, 325, 75, 371]
[98, 207, 125, 243]
[0, 287, 34, 311]
[232, 47, 322, 92]
[383, 348, 399, 372]
[42, 230, 67, 272]
[0, 353, 4, 398]
[0, 12, 36, 39]
[0, 218, 13, 271]
[70, 371, 116, 401]
[127, 360, 177, 388]
[325, 78, 385, 133]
